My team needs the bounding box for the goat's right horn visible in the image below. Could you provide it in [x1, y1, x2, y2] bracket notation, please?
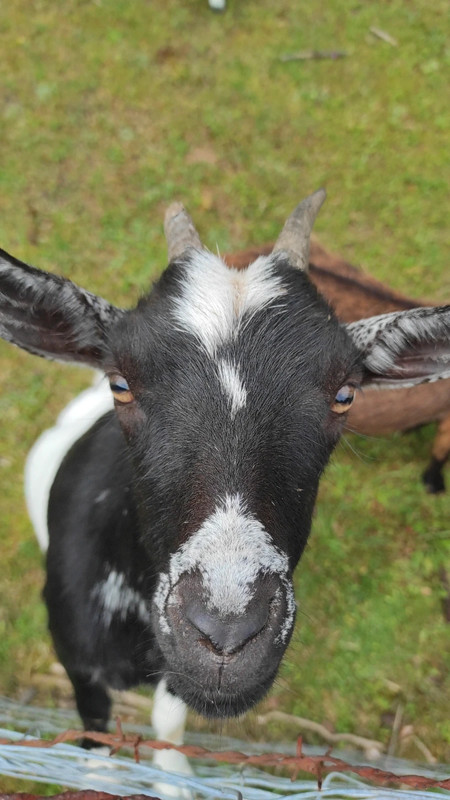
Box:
[272, 189, 326, 272]
[164, 202, 203, 262]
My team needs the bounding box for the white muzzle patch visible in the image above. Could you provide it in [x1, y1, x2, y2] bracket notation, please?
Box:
[154, 493, 296, 643]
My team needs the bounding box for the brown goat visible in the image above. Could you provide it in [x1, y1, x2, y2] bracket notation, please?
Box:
[225, 241, 450, 492]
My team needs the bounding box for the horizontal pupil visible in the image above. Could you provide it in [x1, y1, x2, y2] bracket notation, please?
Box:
[111, 383, 129, 393]
[335, 386, 354, 406]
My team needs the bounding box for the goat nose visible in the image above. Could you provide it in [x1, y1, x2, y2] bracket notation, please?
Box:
[186, 599, 269, 655]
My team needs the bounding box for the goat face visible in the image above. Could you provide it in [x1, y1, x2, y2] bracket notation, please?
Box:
[1, 191, 449, 721]
[107, 250, 360, 716]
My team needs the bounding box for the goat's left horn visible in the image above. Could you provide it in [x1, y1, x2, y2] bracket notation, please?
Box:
[272, 188, 326, 272]
[164, 202, 202, 261]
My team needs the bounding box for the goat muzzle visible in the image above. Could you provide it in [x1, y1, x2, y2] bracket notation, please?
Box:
[153, 570, 295, 718]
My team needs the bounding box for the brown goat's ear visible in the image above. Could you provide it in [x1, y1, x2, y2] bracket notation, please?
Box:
[0, 248, 123, 367]
[347, 306, 450, 388]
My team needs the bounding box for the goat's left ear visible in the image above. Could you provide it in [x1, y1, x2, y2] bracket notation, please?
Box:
[0, 248, 123, 367]
[346, 306, 450, 388]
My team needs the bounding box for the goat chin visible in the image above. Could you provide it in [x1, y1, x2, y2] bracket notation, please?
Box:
[155, 624, 290, 719]
[164, 671, 278, 719]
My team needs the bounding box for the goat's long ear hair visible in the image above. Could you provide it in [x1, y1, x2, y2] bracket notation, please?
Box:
[0, 248, 123, 367]
[347, 305, 450, 388]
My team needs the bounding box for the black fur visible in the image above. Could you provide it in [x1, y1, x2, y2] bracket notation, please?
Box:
[1, 241, 449, 737]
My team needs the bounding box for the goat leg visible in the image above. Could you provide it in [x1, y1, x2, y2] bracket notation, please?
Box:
[67, 668, 112, 750]
[422, 414, 450, 493]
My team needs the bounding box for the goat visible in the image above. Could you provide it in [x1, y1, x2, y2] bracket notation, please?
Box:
[1, 191, 449, 762]
[225, 241, 450, 492]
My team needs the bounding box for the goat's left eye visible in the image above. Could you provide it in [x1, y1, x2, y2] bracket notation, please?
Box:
[331, 384, 355, 414]
[109, 375, 134, 404]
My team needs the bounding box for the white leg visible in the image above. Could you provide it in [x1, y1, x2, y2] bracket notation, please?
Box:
[82, 746, 116, 788]
[152, 679, 193, 798]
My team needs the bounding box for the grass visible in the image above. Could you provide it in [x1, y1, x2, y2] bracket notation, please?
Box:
[0, 0, 449, 780]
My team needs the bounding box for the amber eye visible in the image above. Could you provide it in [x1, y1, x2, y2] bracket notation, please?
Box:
[109, 375, 134, 404]
[331, 384, 355, 414]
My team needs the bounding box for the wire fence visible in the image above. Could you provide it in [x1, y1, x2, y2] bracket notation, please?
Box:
[0, 698, 448, 800]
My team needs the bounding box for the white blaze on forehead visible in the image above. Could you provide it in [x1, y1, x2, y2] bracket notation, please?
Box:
[154, 494, 296, 642]
[217, 359, 247, 417]
[172, 251, 287, 356]
[92, 569, 151, 627]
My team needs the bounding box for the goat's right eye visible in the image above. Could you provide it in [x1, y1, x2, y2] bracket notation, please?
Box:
[109, 375, 134, 404]
[331, 383, 355, 414]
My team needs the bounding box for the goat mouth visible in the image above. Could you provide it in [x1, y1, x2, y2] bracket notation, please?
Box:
[164, 668, 278, 719]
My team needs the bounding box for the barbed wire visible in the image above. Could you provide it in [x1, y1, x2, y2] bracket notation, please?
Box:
[0, 792, 157, 800]
[0, 718, 448, 792]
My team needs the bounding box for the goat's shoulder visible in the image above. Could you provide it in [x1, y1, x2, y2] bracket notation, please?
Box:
[48, 409, 136, 556]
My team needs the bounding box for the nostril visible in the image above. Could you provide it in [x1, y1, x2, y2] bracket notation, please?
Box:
[185, 599, 269, 655]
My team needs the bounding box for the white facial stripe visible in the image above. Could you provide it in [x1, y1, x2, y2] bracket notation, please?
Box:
[172, 252, 287, 356]
[154, 493, 296, 643]
[92, 569, 151, 627]
[217, 359, 247, 417]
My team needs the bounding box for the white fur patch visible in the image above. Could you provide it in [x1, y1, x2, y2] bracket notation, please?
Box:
[172, 252, 287, 356]
[92, 569, 151, 626]
[94, 489, 111, 504]
[24, 375, 114, 552]
[154, 494, 295, 643]
[216, 359, 247, 417]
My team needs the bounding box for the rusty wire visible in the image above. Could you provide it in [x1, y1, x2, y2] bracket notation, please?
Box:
[0, 793, 157, 800]
[0, 719, 448, 792]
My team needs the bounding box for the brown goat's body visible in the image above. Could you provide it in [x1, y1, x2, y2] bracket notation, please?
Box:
[225, 241, 450, 491]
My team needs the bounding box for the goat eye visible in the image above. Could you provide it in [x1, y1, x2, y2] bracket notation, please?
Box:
[109, 375, 134, 404]
[331, 384, 355, 414]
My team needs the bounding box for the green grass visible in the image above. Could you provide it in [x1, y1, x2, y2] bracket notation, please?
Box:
[0, 0, 449, 779]
[285, 430, 450, 758]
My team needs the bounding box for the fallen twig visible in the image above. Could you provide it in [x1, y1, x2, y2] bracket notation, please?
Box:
[399, 726, 438, 765]
[369, 27, 398, 46]
[32, 673, 153, 712]
[257, 709, 383, 757]
[410, 736, 438, 765]
[280, 50, 347, 62]
[387, 703, 404, 757]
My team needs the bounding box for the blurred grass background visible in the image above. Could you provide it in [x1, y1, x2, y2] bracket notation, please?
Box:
[0, 0, 449, 768]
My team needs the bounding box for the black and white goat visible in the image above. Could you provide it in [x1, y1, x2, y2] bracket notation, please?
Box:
[1, 191, 449, 760]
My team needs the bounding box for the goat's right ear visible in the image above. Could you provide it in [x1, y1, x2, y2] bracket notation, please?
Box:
[0, 248, 123, 367]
